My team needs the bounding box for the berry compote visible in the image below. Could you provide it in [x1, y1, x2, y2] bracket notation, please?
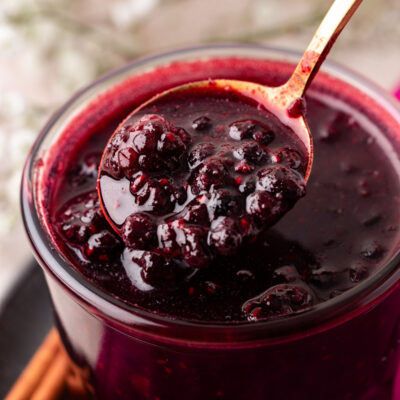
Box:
[26, 48, 400, 400]
[47, 62, 400, 324]
[98, 86, 307, 272]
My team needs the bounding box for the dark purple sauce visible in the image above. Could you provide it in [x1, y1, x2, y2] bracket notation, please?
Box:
[46, 58, 400, 323]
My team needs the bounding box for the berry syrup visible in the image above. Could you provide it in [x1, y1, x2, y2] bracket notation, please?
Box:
[45, 58, 400, 323]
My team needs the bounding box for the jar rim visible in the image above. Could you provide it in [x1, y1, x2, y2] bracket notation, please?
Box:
[21, 43, 400, 346]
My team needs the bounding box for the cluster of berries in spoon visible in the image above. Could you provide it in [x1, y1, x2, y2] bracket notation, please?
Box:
[98, 87, 307, 286]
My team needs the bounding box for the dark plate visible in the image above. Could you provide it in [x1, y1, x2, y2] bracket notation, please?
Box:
[0, 261, 53, 398]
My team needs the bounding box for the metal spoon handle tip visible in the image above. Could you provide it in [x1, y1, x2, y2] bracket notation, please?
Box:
[281, 0, 363, 103]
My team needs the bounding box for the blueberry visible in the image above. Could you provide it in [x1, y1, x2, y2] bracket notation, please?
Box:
[157, 131, 186, 169]
[252, 128, 274, 146]
[134, 179, 173, 214]
[128, 250, 184, 287]
[188, 143, 216, 169]
[246, 190, 283, 225]
[238, 179, 256, 195]
[190, 158, 227, 193]
[242, 284, 313, 321]
[81, 207, 106, 231]
[229, 120, 273, 144]
[209, 217, 242, 255]
[272, 148, 302, 169]
[192, 116, 212, 131]
[61, 222, 91, 243]
[121, 213, 156, 249]
[233, 142, 267, 164]
[104, 114, 190, 175]
[102, 155, 123, 179]
[137, 153, 164, 171]
[257, 165, 305, 201]
[130, 172, 148, 194]
[57, 191, 107, 244]
[85, 230, 122, 263]
[361, 241, 384, 260]
[134, 114, 168, 136]
[173, 185, 188, 205]
[132, 129, 157, 154]
[228, 120, 253, 141]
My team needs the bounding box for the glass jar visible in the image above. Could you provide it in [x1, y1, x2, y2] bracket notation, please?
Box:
[21, 44, 400, 400]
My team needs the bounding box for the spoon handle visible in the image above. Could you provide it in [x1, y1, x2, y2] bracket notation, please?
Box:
[285, 0, 363, 100]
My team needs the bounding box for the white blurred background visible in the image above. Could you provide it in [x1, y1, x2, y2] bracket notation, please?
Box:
[0, 0, 399, 303]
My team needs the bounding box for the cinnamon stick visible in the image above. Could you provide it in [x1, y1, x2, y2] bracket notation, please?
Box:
[5, 328, 69, 400]
[31, 350, 69, 400]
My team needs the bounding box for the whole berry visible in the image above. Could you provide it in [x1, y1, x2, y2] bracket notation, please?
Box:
[209, 217, 242, 255]
[121, 213, 156, 249]
[257, 165, 305, 201]
[85, 230, 122, 263]
[190, 158, 227, 193]
[246, 190, 283, 225]
[188, 142, 216, 169]
[192, 116, 212, 131]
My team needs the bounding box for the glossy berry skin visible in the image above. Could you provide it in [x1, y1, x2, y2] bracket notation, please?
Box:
[133, 178, 173, 214]
[256, 165, 305, 201]
[126, 249, 185, 287]
[85, 230, 122, 263]
[272, 148, 303, 169]
[361, 241, 384, 260]
[209, 217, 242, 255]
[121, 213, 156, 249]
[190, 158, 228, 193]
[233, 142, 267, 165]
[229, 119, 274, 145]
[192, 116, 212, 131]
[188, 143, 216, 169]
[246, 190, 283, 226]
[180, 225, 210, 268]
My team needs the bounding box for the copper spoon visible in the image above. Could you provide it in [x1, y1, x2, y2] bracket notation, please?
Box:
[98, 0, 362, 228]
